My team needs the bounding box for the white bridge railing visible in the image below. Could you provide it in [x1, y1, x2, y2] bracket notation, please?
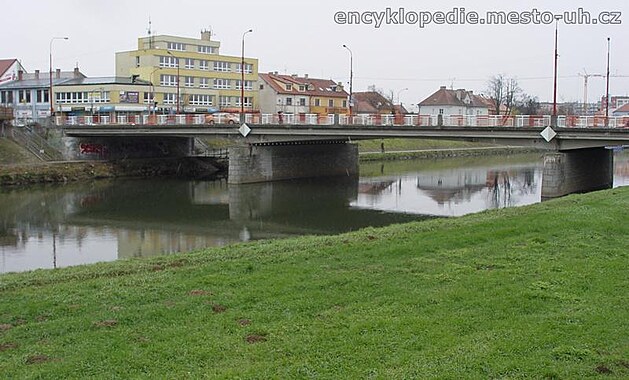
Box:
[57, 114, 629, 129]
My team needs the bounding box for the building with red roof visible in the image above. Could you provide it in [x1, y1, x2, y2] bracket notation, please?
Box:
[418, 86, 489, 116]
[259, 72, 348, 115]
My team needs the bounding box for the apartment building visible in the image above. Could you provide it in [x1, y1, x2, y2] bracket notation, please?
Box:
[115, 31, 259, 113]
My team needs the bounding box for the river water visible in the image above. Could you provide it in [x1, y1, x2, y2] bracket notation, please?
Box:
[1, 151, 627, 274]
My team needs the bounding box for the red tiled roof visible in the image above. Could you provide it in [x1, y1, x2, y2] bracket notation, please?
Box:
[0, 59, 17, 76]
[353, 91, 394, 113]
[614, 103, 629, 113]
[419, 86, 488, 108]
[260, 73, 348, 98]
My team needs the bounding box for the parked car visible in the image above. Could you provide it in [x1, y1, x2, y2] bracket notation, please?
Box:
[204, 113, 239, 125]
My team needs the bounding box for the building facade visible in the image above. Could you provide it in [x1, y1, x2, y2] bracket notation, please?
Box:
[0, 68, 85, 122]
[54, 76, 152, 115]
[418, 86, 489, 116]
[116, 31, 259, 113]
[0, 59, 26, 86]
[259, 73, 348, 115]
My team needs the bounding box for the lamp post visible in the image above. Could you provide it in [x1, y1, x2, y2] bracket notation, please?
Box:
[605, 37, 611, 127]
[49, 36, 69, 115]
[551, 19, 558, 126]
[342, 44, 353, 117]
[166, 50, 180, 113]
[241, 29, 253, 117]
[397, 88, 409, 105]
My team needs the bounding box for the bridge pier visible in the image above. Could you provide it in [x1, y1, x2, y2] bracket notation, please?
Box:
[542, 147, 613, 199]
[228, 142, 359, 184]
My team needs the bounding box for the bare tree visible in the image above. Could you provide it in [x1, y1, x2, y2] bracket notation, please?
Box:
[487, 75, 521, 115]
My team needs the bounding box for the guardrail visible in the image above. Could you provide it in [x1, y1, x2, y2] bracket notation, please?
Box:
[56, 114, 629, 129]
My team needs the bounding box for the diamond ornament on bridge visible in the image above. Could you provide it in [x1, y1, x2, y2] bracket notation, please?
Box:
[239, 123, 251, 137]
[540, 126, 557, 142]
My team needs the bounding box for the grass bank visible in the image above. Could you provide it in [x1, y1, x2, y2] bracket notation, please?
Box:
[1, 187, 627, 378]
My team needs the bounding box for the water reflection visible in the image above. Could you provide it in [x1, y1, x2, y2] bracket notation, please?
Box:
[1, 151, 627, 273]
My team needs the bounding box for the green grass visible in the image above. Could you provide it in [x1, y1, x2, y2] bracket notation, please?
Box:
[0, 138, 38, 165]
[0, 188, 628, 378]
[356, 138, 495, 153]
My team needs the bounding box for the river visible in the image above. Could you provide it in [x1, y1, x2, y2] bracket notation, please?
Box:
[1, 151, 627, 273]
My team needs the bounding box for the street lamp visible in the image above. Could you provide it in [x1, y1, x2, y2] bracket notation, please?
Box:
[397, 88, 409, 105]
[605, 37, 611, 127]
[342, 44, 353, 117]
[49, 36, 69, 115]
[241, 29, 253, 116]
[551, 19, 559, 126]
[166, 50, 180, 113]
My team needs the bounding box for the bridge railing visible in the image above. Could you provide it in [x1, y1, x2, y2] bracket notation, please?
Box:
[57, 113, 629, 129]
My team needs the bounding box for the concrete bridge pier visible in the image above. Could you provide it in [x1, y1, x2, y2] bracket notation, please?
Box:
[542, 147, 613, 199]
[228, 142, 359, 184]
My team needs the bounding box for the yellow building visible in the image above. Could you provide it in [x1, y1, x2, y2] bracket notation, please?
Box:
[115, 31, 258, 113]
[55, 72, 152, 115]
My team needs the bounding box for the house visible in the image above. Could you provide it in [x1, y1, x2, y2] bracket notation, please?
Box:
[259, 73, 348, 115]
[0, 59, 25, 86]
[418, 86, 489, 116]
[353, 91, 395, 114]
[116, 30, 259, 113]
[613, 103, 629, 116]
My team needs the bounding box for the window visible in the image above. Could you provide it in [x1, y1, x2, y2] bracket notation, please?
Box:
[328, 99, 334, 107]
[199, 60, 209, 70]
[163, 93, 177, 104]
[234, 97, 252, 107]
[199, 78, 210, 88]
[1, 91, 13, 104]
[18, 90, 31, 104]
[439, 108, 444, 114]
[214, 61, 231, 72]
[299, 85, 305, 91]
[159, 56, 178, 68]
[57, 91, 106, 104]
[235, 80, 253, 90]
[143, 92, 154, 104]
[219, 96, 231, 107]
[285, 84, 292, 91]
[189, 94, 214, 105]
[236, 63, 253, 73]
[198, 45, 216, 54]
[167, 42, 185, 51]
[184, 76, 194, 87]
[160, 74, 178, 87]
[259, 84, 264, 90]
[36, 89, 49, 103]
[185, 59, 194, 69]
[314, 98, 320, 107]
[285, 97, 293, 106]
[299, 98, 306, 106]
[135, 56, 140, 68]
[214, 79, 230, 89]
[342, 100, 347, 108]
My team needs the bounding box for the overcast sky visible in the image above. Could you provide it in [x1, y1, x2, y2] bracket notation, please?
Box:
[3, 0, 627, 110]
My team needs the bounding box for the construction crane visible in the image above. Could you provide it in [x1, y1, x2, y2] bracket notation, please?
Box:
[579, 69, 629, 114]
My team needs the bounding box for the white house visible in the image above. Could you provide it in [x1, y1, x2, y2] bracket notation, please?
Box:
[418, 86, 489, 116]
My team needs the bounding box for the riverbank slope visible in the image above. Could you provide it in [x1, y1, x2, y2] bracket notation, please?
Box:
[1, 187, 627, 378]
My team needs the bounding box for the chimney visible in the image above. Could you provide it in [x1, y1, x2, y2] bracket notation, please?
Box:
[440, 85, 446, 90]
[35, 70, 40, 79]
[73, 67, 80, 78]
[201, 30, 212, 41]
[304, 74, 308, 79]
[291, 73, 298, 78]
[18, 70, 23, 81]
[56, 69, 61, 79]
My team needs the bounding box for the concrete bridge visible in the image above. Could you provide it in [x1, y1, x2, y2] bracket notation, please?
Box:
[57, 113, 629, 198]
